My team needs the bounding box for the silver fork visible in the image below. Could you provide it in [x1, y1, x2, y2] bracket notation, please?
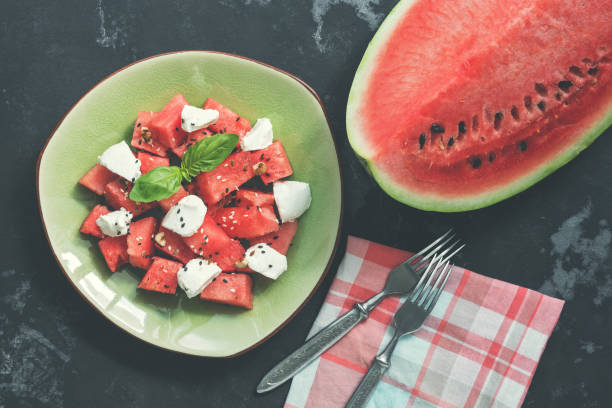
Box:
[345, 258, 454, 408]
[256, 231, 464, 393]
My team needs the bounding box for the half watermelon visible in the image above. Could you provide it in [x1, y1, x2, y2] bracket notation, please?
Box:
[347, 0, 612, 212]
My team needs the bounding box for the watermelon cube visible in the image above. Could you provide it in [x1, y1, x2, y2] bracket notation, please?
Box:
[154, 227, 195, 264]
[80, 204, 111, 238]
[212, 205, 279, 239]
[171, 128, 214, 158]
[183, 216, 245, 271]
[104, 180, 156, 216]
[131, 111, 168, 157]
[249, 221, 297, 255]
[137, 151, 169, 174]
[251, 141, 293, 184]
[78, 164, 117, 195]
[158, 185, 189, 212]
[98, 235, 128, 272]
[138, 257, 181, 294]
[195, 151, 254, 204]
[235, 189, 274, 207]
[127, 217, 158, 269]
[203, 98, 251, 140]
[200, 272, 253, 309]
[149, 94, 188, 148]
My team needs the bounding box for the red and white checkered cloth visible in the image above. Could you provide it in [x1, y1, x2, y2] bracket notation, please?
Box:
[284, 236, 564, 408]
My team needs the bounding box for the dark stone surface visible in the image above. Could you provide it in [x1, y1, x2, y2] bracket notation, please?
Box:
[1, 0, 611, 406]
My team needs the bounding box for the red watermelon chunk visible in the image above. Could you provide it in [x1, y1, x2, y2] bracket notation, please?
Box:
[183, 216, 245, 271]
[200, 272, 253, 309]
[158, 185, 189, 212]
[104, 180, 156, 216]
[79, 164, 117, 195]
[251, 141, 293, 184]
[131, 111, 168, 157]
[172, 128, 214, 158]
[249, 221, 297, 255]
[98, 235, 128, 272]
[80, 204, 111, 238]
[127, 217, 158, 269]
[137, 151, 170, 174]
[195, 151, 254, 204]
[212, 205, 279, 239]
[154, 227, 195, 264]
[235, 189, 274, 207]
[138, 257, 181, 294]
[203, 98, 251, 140]
[149, 94, 188, 148]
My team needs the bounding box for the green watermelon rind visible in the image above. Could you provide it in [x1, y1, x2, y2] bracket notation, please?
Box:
[346, 0, 612, 212]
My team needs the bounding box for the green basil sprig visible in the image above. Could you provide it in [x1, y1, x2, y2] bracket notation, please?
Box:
[129, 133, 239, 203]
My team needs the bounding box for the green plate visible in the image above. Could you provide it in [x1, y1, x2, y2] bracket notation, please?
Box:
[37, 51, 342, 357]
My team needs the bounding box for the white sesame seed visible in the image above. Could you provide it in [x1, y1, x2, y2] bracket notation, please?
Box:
[200, 228, 204, 234]
[216, 175, 221, 180]
[168, 245, 172, 251]
[232, 220, 238, 224]
[230, 288, 236, 293]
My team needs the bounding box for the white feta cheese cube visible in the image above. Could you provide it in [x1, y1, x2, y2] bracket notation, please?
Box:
[97, 141, 142, 182]
[273, 181, 312, 222]
[181, 105, 219, 133]
[240, 118, 273, 151]
[178, 258, 221, 298]
[96, 207, 133, 237]
[161, 195, 207, 237]
[245, 243, 288, 280]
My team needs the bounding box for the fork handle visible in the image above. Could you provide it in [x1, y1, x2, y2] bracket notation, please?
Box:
[345, 332, 401, 408]
[257, 292, 387, 393]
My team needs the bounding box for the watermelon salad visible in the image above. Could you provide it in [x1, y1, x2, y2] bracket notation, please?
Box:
[78, 95, 312, 310]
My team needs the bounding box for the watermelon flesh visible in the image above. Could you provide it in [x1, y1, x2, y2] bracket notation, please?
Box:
[212, 205, 279, 239]
[149, 94, 188, 148]
[249, 221, 297, 255]
[137, 151, 170, 174]
[172, 128, 214, 158]
[104, 180, 156, 216]
[79, 164, 117, 195]
[347, 0, 612, 212]
[138, 257, 181, 294]
[80, 204, 111, 238]
[182, 216, 245, 271]
[131, 111, 168, 157]
[235, 189, 274, 207]
[98, 235, 128, 272]
[158, 185, 189, 212]
[154, 227, 195, 264]
[203, 98, 252, 140]
[195, 151, 254, 204]
[251, 141, 293, 185]
[127, 217, 158, 269]
[200, 272, 253, 309]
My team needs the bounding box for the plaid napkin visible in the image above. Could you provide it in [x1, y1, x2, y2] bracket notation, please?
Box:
[284, 236, 564, 408]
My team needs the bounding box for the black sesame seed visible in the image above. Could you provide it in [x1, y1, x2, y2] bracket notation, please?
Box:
[537, 101, 546, 111]
[138, 242, 142, 246]
[273, 236, 279, 240]
[131, 177, 135, 182]
[223, 279, 228, 283]
[190, 122, 195, 126]
[488, 152, 495, 162]
[555, 92, 562, 101]
[202, 131, 207, 135]
[268, 264, 273, 268]
[261, 250, 266, 254]
[458, 121, 467, 134]
[214, 251, 219, 255]
[175, 127, 179, 132]
[180, 217, 184, 222]
[267, 242, 272, 245]
[471, 157, 482, 169]
[181, 118, 185, 123]
[199, 260, 203, 265]
[260, 153, 264, 160]
[417, 133, 426, 149]
[519, 141, 528, 151]
[116, 231, 121, 235]
[558, 80, 573, 92]
[258, 245, 263, 248]
[137, 123, 141, 127]
[212, 277, 216, 281]
[164, 284, 169, 288]
[447, 137, 454, 147]
[181, 223, 186, 228]
[225, 188, 229, 193]
[138, 140, 142, 145]
[430, 123, 445, 133]
[264, 173, 270, 177]
[236, 117, 240, 122]
[177, 208, 181, 214]
[588, 67, 599, 76]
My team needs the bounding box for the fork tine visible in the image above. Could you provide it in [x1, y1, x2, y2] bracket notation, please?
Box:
[424, 263, 453, 311]
[412, 234, 456, 270]
[416, 258, 448, 306]
[406, 229, 453, 263]
[436, 243, 465, 268]
[409, 253, 442, 301]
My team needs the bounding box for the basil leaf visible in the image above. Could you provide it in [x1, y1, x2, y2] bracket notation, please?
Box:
[129, 166, 182, 202]
[180, 133, 239, 181]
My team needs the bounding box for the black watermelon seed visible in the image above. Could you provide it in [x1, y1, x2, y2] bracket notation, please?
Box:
[458, 121, 467, 134]
[510, 106, 519, 120]
[418, 133, 426, 149]
[569, 65, 584, 77]
[488, 152, 495, 163]
[472, 115, 479, 131]
[524, 96, 533, 110]
[137, 123, 141, 127]
[588, 67, 599, 76]
[519, 141, 528, 151]
[259, 153, 264, 160]
[471, 157, 482, 169]
[537, 101, 546, 112]
[555, 92, 562, 101]
[430, 123, 445, 133]
[447, 137, 454, 147]
[558, 80, 573, 92]
[534, 82, 548, 96]
[494, 112, 503, 130]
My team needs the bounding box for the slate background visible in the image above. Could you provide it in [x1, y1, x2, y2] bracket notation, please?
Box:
[1, 0, 611, 407]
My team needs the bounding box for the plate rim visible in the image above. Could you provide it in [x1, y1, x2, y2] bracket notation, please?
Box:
[36, 50, 344, 358]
